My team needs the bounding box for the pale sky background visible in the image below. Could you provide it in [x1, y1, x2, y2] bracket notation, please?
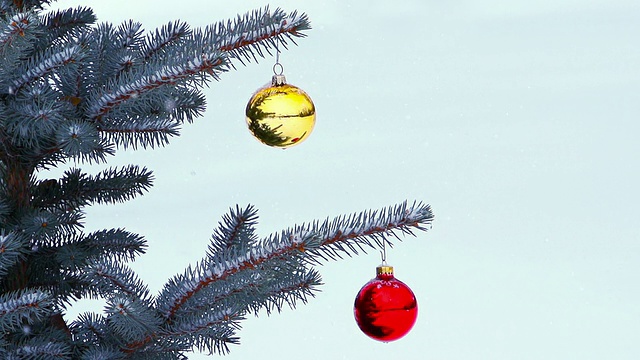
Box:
[49, 0, 640, 359]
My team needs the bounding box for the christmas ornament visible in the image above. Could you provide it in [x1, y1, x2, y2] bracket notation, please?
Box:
[354, 260, 418, 342]
[245, 58, 316, 149]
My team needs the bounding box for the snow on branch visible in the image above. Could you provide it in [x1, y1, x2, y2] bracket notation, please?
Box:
[209, 7, 311, 64]
[88, 53, 226, 120]
[0, 289, 53, 332]
[159, 229, 319, 320]
[207, 204, 259, 256]
[156, 308, 242, 355]
[0, 12, 36, 46]
[12, 343, 71, 359]
[79, 259, 151, 302]
[39, 6, 96, 44]
[141, 20, 190, 61]
[287, 200, 434, 263]
[159, 201, 431, 320]
[10, 45, 81, 93]
[248, 268, 322, 315]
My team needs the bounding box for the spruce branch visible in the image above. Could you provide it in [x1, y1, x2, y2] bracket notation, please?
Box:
[0, 289, 52, 332]
[0, 12, 41, 97]
[246, 267, 322, 315]
[0, 11, 37, 48]
[158, 229, 319, 320]
[69, 312, 114, 352]
[79, 259, 151, 302]
[31, 166, 154, 210]
[13, 342, 72, 359]
[0, 3, 435, 358]
[41, 6, 95, 33]
[73, 229, 147, 263]
[159, 201, 431, 321]
[54, 121, 114, 162]
[96, 116, 182, 150]
[104, 293, 161, 344]
[38, 6, 96, 47]
[87, 53, 226, 121]
[295, 200, 434, 264]
[207, 204, 259, 256]
[211, 7, 311, 65]
[141, 20, 191, 62]
[0, 0, 53, 14]
[159, 309, 243, 355]
[10, 44, 83, 94]
[0, 232, 28, 276]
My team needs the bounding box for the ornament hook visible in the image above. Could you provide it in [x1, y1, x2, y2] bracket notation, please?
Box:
[273, 44, 284, 76]
[273, 62, 284, 76]
[380, 241, 387, 265]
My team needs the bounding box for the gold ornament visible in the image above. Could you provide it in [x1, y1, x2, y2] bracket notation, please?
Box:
[245, 72, 316, 149]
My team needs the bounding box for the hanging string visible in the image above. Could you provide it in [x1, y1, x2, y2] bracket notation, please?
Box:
[273, 43, 284, 76]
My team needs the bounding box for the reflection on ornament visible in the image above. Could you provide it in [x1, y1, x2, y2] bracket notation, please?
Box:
[245, 74, 315, 149]
[354, 265, 418, 342]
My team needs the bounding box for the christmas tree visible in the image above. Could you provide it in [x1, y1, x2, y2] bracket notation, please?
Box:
[0, 1, 433, 358]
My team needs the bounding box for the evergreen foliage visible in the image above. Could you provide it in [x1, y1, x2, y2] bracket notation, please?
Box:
[0, 1, 434, 358]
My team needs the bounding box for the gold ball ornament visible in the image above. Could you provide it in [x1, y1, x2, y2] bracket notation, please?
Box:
[245, 74, 316, 149]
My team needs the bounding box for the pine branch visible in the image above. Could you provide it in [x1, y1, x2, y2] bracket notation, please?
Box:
[18, 208, 84, 247]
[141, 20, 191, 62]
[38, 6, 96, 46]
[158, 229, 318, 320]
[134, 202, 431, 356]
[0, 4, 437, 358]
[211, 7, 311, 65]
[159, 201, 431, 321]
[76, 229, 147, 263]
[96, 116, 182, 150]
[104, 294, 161, 344]
[0, 11, 37, 48]
[9, 44, 83, 94]
[0, 289, 52, 332]
[54, 121, 115, 163]
[0, 0, 53, 14]
[245, 267, 322, 315]
[31, 166, 154, 210]
[3, 88, 68, 149]
[79, 259, 151, 302]
[87, 53, 226, 121]
[0, 232, 29, 276]
[9, 342, 72, 359]
[158, 309, 243, 355]
[40, 228, 146, 273]
[207, 204, 259, 256]
[296, 200, 434, 264]
[69, 312, 114, 352]
[0, 197, 8, 218]
[0, 12, 40, 96]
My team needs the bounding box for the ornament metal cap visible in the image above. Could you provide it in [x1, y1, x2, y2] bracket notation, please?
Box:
[272, 74, 287, 86]
[376, 265, 394, 276]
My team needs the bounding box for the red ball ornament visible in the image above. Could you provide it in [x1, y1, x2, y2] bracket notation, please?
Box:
[354, 264, 418, 342]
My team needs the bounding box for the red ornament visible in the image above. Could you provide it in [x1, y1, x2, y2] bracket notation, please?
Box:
[354, 264, 418, 342]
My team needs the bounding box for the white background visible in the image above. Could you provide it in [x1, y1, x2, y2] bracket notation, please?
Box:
[50, 1, 640, 359]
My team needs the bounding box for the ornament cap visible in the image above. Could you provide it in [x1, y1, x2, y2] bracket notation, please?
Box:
[376, 265, 394, 277]
[272, 74, 287, 86]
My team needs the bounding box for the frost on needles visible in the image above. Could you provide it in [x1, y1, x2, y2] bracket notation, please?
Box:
[0, 1, 434, 358]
